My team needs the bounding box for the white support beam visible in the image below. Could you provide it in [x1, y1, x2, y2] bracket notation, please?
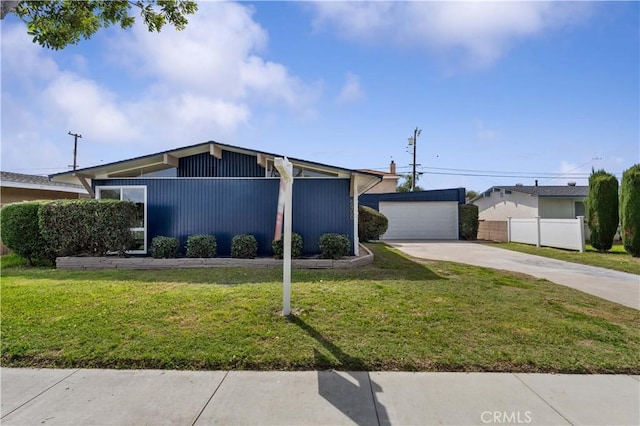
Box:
[163, 153, 179, 168]
[74, 173, 95, 198]
[210, 143, 222, 159]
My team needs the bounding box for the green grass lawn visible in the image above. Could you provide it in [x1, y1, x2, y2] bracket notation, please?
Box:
[1, 243, 639, 373]
[493, 243, 640, 275]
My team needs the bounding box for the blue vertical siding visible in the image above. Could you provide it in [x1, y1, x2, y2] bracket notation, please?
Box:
[93, 178, 353, 256]
[178, 151, 265, 177]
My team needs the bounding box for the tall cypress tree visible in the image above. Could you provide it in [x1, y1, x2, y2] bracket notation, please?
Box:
[586, 169, 619, 252]
[620, 164, 640, 257]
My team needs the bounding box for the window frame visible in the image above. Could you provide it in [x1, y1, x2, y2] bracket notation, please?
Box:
[95, 185, 148, 254]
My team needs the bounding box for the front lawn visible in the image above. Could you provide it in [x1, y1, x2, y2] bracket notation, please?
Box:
[494, 243, 640, 275]
[1, 244, 638, 373]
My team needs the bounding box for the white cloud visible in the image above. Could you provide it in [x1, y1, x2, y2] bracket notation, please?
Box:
[1, 2, 320, 173]
[310, 1, 592, 69]
[337, 72, 364, 104]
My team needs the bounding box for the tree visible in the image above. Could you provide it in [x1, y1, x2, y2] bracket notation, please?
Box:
[396, 174, 423, 192]
[620, 164, 640, 257]
[1, 0, 198, 50]
[586, 169, 619, 252]
[466, 190, 479, 200]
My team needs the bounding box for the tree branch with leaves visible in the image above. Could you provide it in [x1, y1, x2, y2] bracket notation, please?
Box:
[1, 0, 198, 50]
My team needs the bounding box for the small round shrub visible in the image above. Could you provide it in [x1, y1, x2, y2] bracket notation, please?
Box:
[272, 233, 303, 259]
[318, 233, 351, 259]
[358, 205, 388, 242]
[186, 234, 217, 258]
[231, 234, 258, 259]
[0, 201, 52, 265]
[150, 236, 180, 259]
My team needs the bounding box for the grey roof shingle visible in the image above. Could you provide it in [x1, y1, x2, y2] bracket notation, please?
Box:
[1, 171, 84, 190]
[497, 185, 588, 198]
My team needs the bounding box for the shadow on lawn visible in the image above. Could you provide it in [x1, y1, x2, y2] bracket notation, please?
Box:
[288, 315, 390, 426]
[0, 244, 444, 284]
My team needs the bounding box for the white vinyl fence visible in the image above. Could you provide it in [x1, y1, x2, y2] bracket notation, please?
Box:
[507, 216, 585, 252]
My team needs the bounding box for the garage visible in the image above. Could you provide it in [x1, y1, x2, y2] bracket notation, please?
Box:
[359, 188, 465, 241]
[379, 201, 459, 240]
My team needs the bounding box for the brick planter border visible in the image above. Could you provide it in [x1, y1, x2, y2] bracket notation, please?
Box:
[56, 244, 374, 270]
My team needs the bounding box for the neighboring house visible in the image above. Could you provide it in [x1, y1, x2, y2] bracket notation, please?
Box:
[1, 171, 89, 255]
[50, 141, 380, 256]
[357, 161, 400, 194]
[471, 184, 588, 220]
[470, 184, 588, 241]
[360, 188, 466, 240]
[0, 171, 88, 206]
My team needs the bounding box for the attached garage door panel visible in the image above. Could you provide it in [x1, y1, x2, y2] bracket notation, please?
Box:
[379, 201, 458, 240]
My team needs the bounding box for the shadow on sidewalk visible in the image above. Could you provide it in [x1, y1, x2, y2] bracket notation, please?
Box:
[288, 315, 390, 426]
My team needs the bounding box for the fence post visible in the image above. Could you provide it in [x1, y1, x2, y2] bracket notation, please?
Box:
[507, 217, 512, 242]
[577, 216, 585, 253]
[535, 216, 541, 248]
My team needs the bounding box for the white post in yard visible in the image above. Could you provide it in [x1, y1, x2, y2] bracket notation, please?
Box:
[577, 216, 585, 253]
[535, 216, 541, 248]
[274, 157, 294, 316]
[507, 217, 512, 242]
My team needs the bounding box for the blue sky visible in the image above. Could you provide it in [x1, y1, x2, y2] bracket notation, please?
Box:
[1, 1, 638, 192]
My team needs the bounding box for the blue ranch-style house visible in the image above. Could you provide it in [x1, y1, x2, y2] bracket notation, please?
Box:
[50, 142, 381, 256]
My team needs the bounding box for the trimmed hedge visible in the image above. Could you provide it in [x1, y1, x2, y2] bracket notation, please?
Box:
[586, 170, 619, 252]
[39, 199, 137, 257]
[459, 204, 479, 240]
[319, 233, 350, 259]
[620, 164, 640, 257]
[0, 201, 52, 265]
[186, 234, 217, 258]
[151, 236, 180, 258]
[272, 233, 303, 259]
[231, 234, 258, 259]
[358, 205, 388, 242]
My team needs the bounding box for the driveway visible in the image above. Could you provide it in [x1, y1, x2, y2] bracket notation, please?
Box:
[388, 241, 640, 310]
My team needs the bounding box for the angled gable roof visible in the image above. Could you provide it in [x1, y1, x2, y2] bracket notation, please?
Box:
[49, 141, 381, 194]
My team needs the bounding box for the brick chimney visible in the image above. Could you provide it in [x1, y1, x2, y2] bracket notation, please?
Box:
[390, 160, 396, 175]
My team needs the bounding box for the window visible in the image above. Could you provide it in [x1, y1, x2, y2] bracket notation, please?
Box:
[574, 201, 585, 218]
[96, 186, 147, 254]
[266, 161, 338, 178]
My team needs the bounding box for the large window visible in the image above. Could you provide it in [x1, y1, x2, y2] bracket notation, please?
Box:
[96, 186, 147, 253]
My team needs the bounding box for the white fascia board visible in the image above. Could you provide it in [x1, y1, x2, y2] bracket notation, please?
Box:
[1, 181, 88, 194]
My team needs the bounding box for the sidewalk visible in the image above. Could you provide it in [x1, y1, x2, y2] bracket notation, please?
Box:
[1, 368, 638, 425]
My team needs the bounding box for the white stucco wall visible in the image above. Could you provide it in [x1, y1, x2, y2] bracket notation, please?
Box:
[474, 190, 538, 220]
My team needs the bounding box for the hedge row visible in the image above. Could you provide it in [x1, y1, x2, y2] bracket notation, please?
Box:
[150, 232, 351, 259]
[620, 164, 640, 257]
[1, 199, 137, 263]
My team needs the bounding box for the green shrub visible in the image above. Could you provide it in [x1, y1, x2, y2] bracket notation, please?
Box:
[620, 164, 640, 257]
[358, 205, 388, 242]
[231, 234, 258, 259]
[39, 199, 137, 257]
[151, 236, 180, 259]
[319, 233, 351, 259]
[459, 204, 479, 240]
[272, 233, 303, 259]
[186, 234, 217, 258]
[586, 170, 619, 252]
[0, 201, 51, 265]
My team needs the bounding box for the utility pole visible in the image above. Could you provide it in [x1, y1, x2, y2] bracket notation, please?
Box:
[68, 131, 82, 170]
[410, 127, 421, 191]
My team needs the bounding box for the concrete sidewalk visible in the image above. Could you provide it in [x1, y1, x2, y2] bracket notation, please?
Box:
[388, 241, 640, 310]
[1, 368, 638, 425]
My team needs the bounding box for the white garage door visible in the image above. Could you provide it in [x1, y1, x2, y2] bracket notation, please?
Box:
[379, 201, 458, 240]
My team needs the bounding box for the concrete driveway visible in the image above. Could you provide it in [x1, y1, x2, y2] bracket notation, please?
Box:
[388, 241, 640, 310]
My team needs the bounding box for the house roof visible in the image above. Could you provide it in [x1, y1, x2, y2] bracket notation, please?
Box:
[49, 141, 381, 194]
[471, 185, 588, 202]
[1, 171, 87, 194]
[356, 169, 400, 178]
